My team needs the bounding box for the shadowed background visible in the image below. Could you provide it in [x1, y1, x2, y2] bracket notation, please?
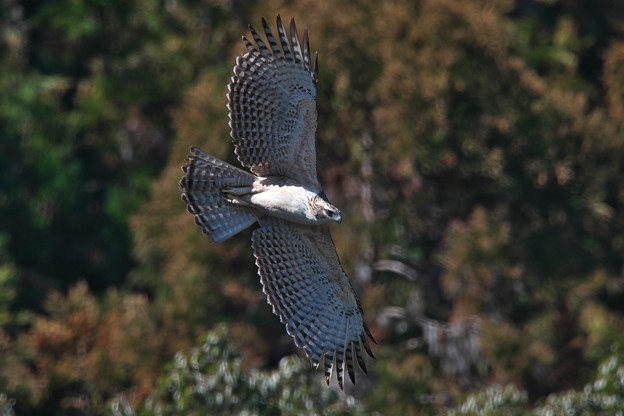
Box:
[2, 0, 624, 414]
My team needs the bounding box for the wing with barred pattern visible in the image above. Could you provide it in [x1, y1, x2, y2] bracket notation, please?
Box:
[228, 15, 320, 190]
[251, 217, 375, 388]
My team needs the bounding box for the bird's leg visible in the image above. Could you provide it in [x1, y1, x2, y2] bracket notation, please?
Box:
[221, 177, 267, 206]
[220, 177, 260, 206]
[221, 185, 253, 196]
[220, 186, 251, 205]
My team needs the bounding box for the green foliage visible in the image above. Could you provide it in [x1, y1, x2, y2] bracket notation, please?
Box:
[534, 352, 624, 416]
[2, 0, 624, 414]
[446, 385, 528, 416]
[447, 352, 624, 415]
[110, 324, 365, 416]
[0, 235, 17, 327]
[0, 0, 209, 306]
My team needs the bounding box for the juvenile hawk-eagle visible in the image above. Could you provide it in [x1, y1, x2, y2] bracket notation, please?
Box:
[179, 15, 375, 389]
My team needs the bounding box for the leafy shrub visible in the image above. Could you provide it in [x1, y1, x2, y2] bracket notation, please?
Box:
[110, 324, 366, 416]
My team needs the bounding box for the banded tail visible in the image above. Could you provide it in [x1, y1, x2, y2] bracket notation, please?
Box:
[179, 147, 259, 242]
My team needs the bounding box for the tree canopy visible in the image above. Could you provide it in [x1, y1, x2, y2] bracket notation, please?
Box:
[1, 0, 624, 414]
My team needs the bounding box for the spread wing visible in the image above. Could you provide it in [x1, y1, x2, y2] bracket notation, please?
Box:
[251, 217, 375, 389]
[228, 16, 320, 190]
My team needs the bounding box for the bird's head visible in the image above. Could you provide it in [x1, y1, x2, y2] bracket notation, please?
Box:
[312, 196, 342, 224]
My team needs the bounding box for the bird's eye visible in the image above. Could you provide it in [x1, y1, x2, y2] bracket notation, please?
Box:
[327, 210, 335, 217]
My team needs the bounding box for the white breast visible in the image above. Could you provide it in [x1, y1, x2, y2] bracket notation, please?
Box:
[248, 183, 319, 224]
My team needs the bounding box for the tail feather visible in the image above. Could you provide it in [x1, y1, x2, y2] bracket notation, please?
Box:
[179, 147, 259, 242]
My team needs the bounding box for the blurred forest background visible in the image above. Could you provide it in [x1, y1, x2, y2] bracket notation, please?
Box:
[2, 0, 624, 414]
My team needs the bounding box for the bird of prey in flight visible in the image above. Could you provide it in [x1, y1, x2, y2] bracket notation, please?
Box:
[179, 15, 374, 389]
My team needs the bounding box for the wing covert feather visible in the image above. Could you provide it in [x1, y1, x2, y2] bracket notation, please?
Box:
[228, 16, 320, 189]
[251, 217, 375, 388]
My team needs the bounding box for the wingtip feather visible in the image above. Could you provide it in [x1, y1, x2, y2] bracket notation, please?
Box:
[346, 342, 356, 385]
[313, 52, 319, 83]
[302, 29, 311, 71]
[324, 352, 334, 387]
[365, 324, 377, 344]
[290, 18, 302, 64]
